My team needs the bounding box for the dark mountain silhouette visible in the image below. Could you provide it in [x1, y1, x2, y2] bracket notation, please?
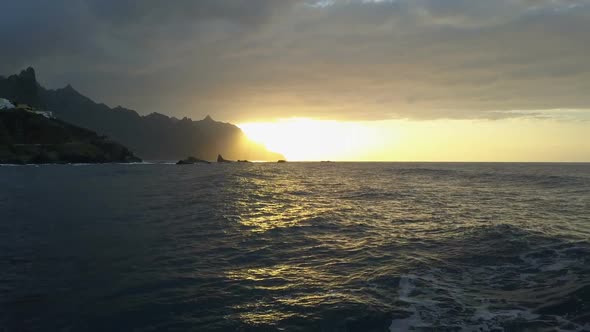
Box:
[0, 67, 284, 161]
[0, 110, 141, 164]
[0, 67, 42, 107]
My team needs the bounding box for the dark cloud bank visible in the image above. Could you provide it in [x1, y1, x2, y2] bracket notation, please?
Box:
[1, 0, 590, 121]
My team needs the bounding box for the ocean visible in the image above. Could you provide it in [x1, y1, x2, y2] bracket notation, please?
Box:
[1, 162, 589, 331]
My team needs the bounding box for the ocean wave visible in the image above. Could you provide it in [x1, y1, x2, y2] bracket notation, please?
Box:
[389, 229, 590, 331]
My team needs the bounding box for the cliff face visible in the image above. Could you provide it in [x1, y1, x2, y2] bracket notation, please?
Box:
[0, 110, 141, 164]
[0, 67, 42, 107]
[0, 68, 284, 161]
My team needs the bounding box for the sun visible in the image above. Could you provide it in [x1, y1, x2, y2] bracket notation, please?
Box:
[239, 118, 381, 161]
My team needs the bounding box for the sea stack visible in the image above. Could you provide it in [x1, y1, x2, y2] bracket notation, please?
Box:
[217, 154, 231, 163]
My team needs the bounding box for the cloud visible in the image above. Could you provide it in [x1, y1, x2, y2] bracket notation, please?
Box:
[1, 0, 590, 121]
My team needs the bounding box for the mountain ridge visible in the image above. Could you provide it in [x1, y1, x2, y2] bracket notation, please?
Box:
[0, 67, 283, 161]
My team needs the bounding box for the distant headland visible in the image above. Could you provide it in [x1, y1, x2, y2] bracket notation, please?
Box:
[0, 67, 284, 163]
[0, 108, 141, 164]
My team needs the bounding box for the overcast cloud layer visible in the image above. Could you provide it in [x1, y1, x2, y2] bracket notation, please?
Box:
[1, 0, 590, 121]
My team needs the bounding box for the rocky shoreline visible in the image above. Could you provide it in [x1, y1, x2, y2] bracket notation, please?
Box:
[0, 110, 141, 164]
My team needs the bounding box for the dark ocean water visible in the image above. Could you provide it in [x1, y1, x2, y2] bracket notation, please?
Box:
[0, 162, 589, 331]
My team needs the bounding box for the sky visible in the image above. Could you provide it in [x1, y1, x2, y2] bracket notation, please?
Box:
[1, 0, 589, 161]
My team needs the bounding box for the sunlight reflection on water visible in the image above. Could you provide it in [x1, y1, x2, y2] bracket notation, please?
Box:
[1, 163, 589, 331]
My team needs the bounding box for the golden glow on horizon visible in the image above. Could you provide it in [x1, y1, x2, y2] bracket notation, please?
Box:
[239, 118, 386, 161]
[239, 118, 590, 162]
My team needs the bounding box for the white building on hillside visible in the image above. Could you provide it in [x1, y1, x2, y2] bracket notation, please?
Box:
[0, 98, 15, 110]
[0, 98, 54, 118]
[34, 110, 54, 118]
